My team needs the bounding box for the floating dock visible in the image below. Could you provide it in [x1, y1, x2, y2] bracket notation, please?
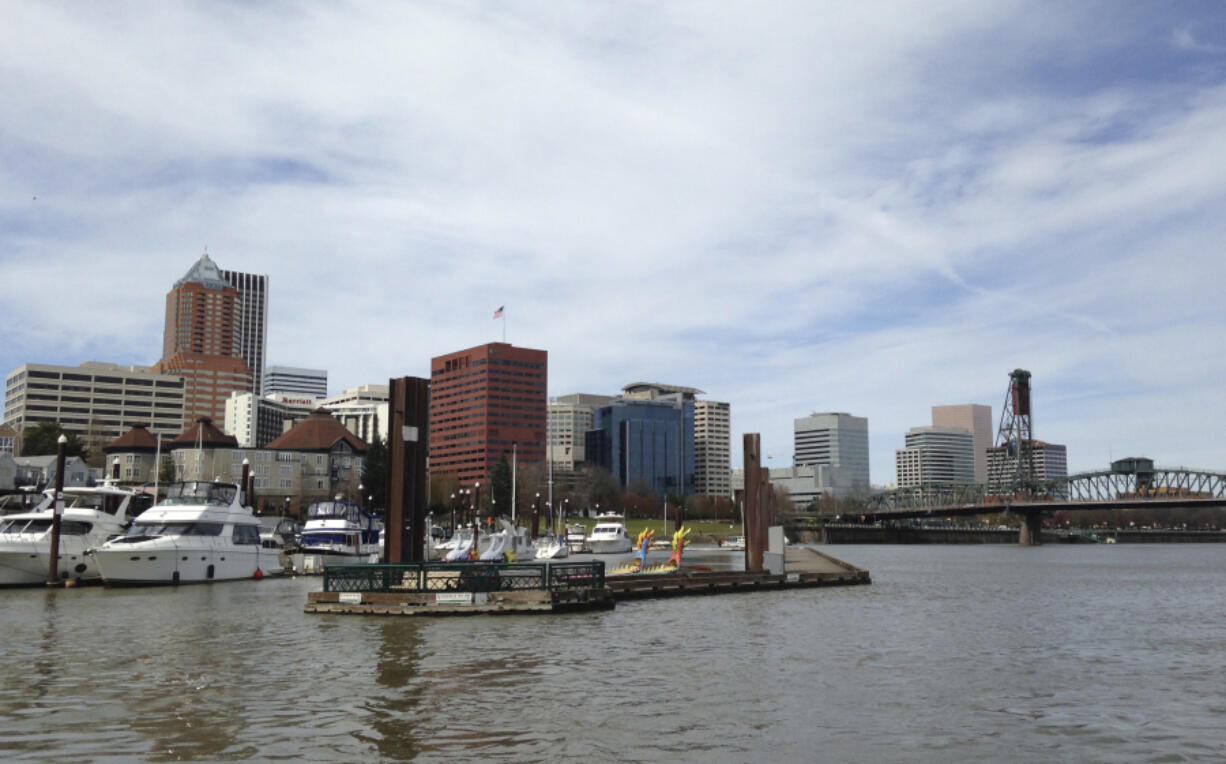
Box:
[304, 548, 869, 617]
[304, 561, 615, 616]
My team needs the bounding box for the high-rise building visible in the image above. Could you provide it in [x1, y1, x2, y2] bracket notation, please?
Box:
[219, 266, 269, 396]
[4, 362, 186, 445]
[547, 393, 615, 473]
[586, 392, 695, 496]
[793, 412, 870, 497]
[694, 399, 731, 497]
[895, 426, 975, 488]
[987, 440, 1068, 488]
[931, 404, 993, 483]
[263, 366, 327, 399]
[153, 254, 254, 426]
[428, 342, 547, 485]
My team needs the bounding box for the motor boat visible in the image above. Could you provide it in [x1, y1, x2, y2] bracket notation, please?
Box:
[90, 481, 282, 585]
[533, 532, 569, 560]
[586, 513, 633, 554]
[291, 498, 382, 574]
[480, 519, 536, 563]
[720, 535, 747, 551]
[0, 482, 138, 586]
[564, 522, 588, 554]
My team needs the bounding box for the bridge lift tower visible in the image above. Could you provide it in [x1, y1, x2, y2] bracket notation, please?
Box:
[994, 369, 1044, 545]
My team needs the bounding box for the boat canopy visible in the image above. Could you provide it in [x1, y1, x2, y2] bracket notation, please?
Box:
[162, 482, 238, 507]
[306, 500, 374, 525]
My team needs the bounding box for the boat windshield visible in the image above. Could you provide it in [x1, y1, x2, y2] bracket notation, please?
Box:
[162, 482, 237, 507]
[307, 501, 361, 523]
[123, 522, 225, 538]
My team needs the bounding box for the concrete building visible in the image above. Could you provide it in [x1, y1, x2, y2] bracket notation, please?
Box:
[586, 393, 695, 497]
[0, 453, 14, 490]
[429, 343, 547, 485]
[153, 254, 254, 426]
[263, 366, 326, 399]
[987, 440, 1069, 489]
[931, 404, 993, 483]
[219, 266, 269, 396]
[895, 426, 976, 488]
[793, 412, 870, 497]
[3, 362, 187, 446]
[547, 393, 615, 473]
[224, 391, 318, 448]
[693, 399, 731, 498]
[319, 384, 390, 446]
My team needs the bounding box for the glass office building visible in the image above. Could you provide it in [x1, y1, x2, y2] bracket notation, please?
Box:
[586, 396, 695, 497]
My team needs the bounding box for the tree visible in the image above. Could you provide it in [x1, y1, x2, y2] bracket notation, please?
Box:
[361, 433, 389, 514]
[491, 454, 512, 517]
[21, 421, 89, 459]
[159, 454, 176, 486]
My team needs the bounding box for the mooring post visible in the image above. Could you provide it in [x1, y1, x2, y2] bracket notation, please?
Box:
[47, 434, 67, 586]
[744, 433, 763, 571]
[1019, 510, 1043, 546]
[388, 376, 430, 563]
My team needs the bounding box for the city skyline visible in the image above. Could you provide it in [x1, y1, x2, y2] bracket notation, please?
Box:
[1, 4, 1223, 484]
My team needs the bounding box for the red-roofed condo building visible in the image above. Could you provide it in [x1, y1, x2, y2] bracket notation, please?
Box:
[429, 342, 547, 486]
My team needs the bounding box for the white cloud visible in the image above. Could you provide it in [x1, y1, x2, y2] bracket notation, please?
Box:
[1, 1, 1223, 485]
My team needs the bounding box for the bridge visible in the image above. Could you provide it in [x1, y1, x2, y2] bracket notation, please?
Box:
[858, 465, 1226, 545]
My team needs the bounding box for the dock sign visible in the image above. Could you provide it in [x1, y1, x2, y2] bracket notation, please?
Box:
[436, 592, 474, 605]
[338, 593, 362, 604]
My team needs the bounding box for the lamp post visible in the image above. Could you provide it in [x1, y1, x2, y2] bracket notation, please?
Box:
[450, 492, 457, 535]
[533, 491, 541, 538]
[474, 481, 482, 530]
[358, 483, 364, 511]
[47, 434, 67, 586]
[284, 496, 291, 520]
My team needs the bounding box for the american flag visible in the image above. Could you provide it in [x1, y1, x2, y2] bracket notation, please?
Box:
[493, 305, 504, 319]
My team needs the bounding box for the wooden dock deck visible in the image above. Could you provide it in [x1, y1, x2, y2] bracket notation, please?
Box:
[606, 547, 870, 601]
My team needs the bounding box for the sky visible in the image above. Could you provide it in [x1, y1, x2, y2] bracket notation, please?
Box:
[2, 1, 1224, 484]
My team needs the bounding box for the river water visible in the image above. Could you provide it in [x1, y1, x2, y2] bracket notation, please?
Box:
[2, 544, 1224, 762]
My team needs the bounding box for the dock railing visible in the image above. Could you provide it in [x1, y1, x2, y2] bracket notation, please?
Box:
[322, 561, 606, 594]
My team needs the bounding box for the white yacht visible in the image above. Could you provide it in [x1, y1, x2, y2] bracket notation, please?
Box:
[586, 513, 633, 554]
[0, 483, 139, 586]
[564, 522, 588, 554]
[533, 533, 569, 560]
[90, 481, 282, 585]
[291, 498, 382, 574]
[480, 519, 536, 563]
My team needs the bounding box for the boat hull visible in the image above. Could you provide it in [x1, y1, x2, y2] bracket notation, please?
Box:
[587, 538, 634, 554]
[291, 550, 379, 574]
[0, 538, 113, 586]
[92, 542, 281, 585]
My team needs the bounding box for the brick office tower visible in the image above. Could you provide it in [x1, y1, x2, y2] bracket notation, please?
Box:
[154, 254, 254, 427]
[429, 342, 547, 486]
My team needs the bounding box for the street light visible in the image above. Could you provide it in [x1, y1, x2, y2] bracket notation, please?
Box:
[359, 483, 364, 510]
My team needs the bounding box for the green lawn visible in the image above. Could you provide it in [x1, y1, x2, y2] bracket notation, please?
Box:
[561, 517, 742, 543]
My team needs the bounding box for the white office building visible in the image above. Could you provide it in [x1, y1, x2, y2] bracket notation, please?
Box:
[895, 426, 976, 488]
[931, 404, 993, 484]
[263, 366, 327, 399]
[793, 412, 870, 497]
[319, 384, 390, 445]
[224, 391, 319, 448]
[3, 362, 186, 446]
[547, 393, 615, 472]
[694, 399, 731, 497]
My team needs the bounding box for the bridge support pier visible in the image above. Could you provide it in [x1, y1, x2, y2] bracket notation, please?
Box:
[1018, 510, 1043, 546]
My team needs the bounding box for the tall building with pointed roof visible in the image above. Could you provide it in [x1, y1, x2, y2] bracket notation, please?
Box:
[154, 254, 256, 426]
